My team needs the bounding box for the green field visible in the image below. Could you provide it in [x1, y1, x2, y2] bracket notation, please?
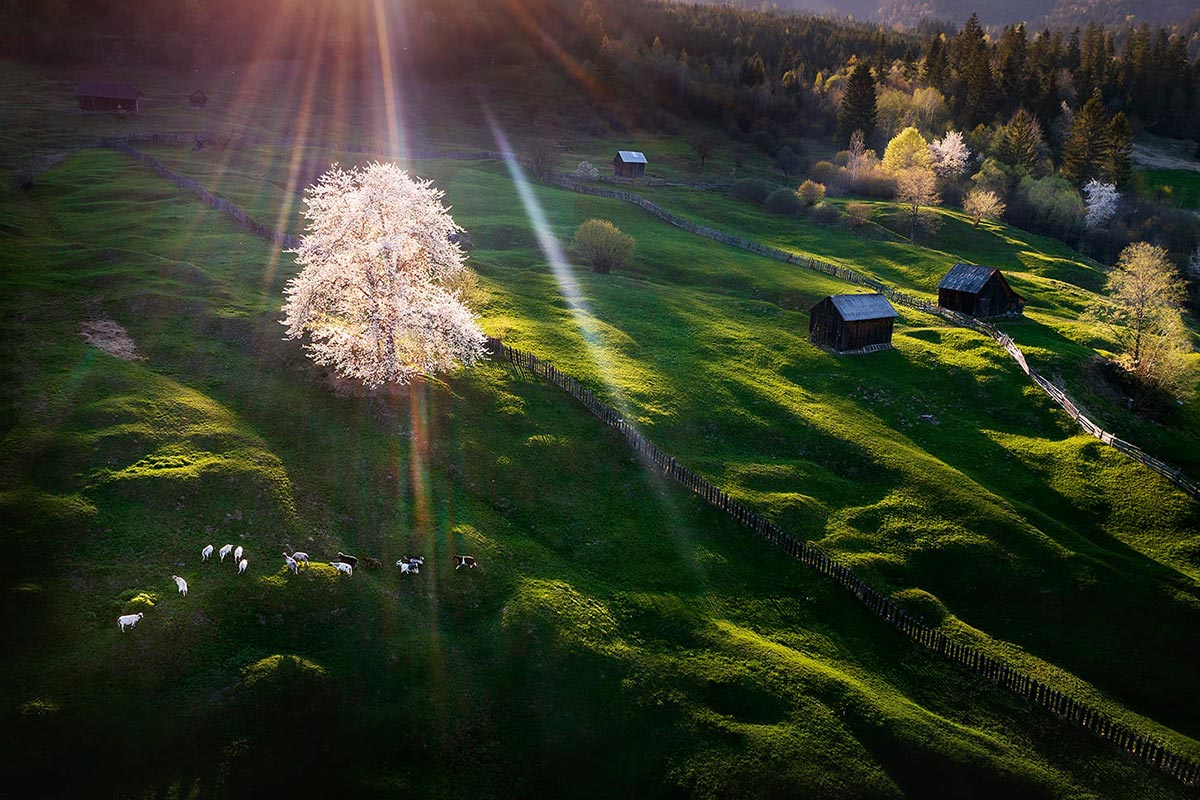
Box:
[2, 64, 1200, 798]
[1137, 168, 1200, 209]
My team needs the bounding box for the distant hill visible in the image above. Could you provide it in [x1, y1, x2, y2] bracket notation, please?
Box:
[689, 0, 1200, 27]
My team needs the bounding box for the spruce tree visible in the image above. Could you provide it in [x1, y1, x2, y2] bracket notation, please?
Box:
[923, 35, 948, 90]
[1101, 112, 1133, 188]
[999, 108, 1046, 174]
[839, 63, 877, 143]
[1060, 91, 1107, 185]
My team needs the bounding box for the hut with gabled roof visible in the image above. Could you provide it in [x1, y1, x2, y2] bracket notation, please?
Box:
[809, 293, 898, 353]
[74, 81, 143, 114]
[612, 150, 647, 178]
[189, 89, 208, 109]
[937, 263, 1024, 317]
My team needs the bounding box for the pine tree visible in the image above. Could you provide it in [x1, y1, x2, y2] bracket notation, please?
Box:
[1060, 91, 1108, 185]
[998, 108, 1046, 174]
[839, 62, 877, 143]
[923, 35, 948, 90]
[953, 14, 996, 126]
[1101, 112, 1132, 188]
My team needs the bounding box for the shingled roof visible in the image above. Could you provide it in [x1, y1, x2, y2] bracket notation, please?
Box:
[938, 263, 997, 293]
[615, 150, 648, 164]
[74, 81, 142, 100]
[829, 293, 898, 321]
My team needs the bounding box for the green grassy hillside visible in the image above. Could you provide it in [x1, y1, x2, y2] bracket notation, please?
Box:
[0, 145, 1196, 798]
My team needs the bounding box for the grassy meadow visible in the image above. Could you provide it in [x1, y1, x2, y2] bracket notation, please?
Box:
[1, 62, 1199, 798]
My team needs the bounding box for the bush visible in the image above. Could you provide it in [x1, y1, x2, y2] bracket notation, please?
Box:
[571, 161, 600, 180]
[729, 178, 776, 204]
[571, 219, 635, 273]
[763, 188, 803, 215]
[810, 160, 838, 185]
[849, 167, 897, 199]
[797, 180, 826, 206]
[845, 202, 872, 227]
[810, 202, 842, 225]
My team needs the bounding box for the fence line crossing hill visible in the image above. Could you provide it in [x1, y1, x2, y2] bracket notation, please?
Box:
[97, 137, 1200, 787]
[486, 336, 1200, 788]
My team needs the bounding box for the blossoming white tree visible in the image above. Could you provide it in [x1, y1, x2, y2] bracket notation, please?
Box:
[929, 130, 971, 179]
[282, 162, 486, 387]
[1082, 179, 1120, 229]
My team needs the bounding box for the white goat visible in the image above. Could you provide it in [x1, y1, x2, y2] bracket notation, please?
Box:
[171, 575, 188, 596]
[283, 553, 298, 575]
[238, 558, 248, 575]
[290, 551, 309, 565]
[329, 561, 353, 577]
[117, 613, 144, 632]
[219, 544, 233, 562]
[201, 544, 214, 561]
[234, 545, 244, 563]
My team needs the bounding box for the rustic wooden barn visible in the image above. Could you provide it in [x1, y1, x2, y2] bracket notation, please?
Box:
[189, 89, 208, 108]
[74, 81, 143, 113]
[809, 293, 898, 353]
[937, 263, 1024, 317]
[612, 150, 647, 178]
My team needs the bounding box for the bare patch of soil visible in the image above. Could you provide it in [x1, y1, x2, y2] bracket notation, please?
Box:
[80, 319, 143, 361]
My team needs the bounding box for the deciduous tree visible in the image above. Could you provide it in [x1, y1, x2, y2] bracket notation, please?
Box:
[1082, 179, 1120, 228]
[929, 129, 970, 179]
[963, 189, 1005, 226]
[282, 163, 486, 387]
[882, 126, 932, 174]
[1089, 242, 1193, 400]
[895, 167, 940, 241]
[572, 219, 635, 273]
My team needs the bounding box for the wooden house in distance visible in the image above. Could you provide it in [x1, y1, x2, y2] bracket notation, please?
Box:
[937, 263, 1024, 317]
[809, 293, 898, 353]
[189, 89, 208, 109]
[613, 150, 647, 178]
[74, 81, 143, 113]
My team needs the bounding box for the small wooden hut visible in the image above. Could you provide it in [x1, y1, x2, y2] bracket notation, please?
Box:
[809, 293, 898, 353]
[612, 150, 647, 178]
[74, 81, 143, 113]
[189, 89, 208, 109]
[937, 263, 1024, 317]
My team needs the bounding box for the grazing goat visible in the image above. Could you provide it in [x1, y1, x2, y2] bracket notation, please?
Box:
[233, 545, 244, 563]
[290, 551, 309, 565]
[334, 552, 358, 569]
[237, 558, 248, 575]
[396, 556, 425, 575]
[454, 555, 478, 570]
[219, 544, 233, 562]
[117, 613, 144, 632]
[171, 575, 188, 596]
[201, 544, 214, 561]
[363, 557, 383, 570]
[283, 553, 298, 575]
[329, 561, 353, 577]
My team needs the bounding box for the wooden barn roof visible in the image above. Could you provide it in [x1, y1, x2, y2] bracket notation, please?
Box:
[615, 150, 648, 163]
[938, 263, 997, 293]
[828, 293, 898, 321]
[74, 81, 142, 100]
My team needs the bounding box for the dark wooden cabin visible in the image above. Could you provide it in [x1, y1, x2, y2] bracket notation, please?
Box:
[809, 293, 898, 353]
[74, 81, 143, 113]
[189, 89, 208, 108]
[937, 263, 1024, 317]
[612, 150, 647, 178]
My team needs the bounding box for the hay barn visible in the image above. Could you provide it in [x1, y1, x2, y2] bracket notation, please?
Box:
[809, 293, 898, 353]
[612, 150, 647, 178]
[937, 263, 1024, 317]
[74, 81, 143, 113]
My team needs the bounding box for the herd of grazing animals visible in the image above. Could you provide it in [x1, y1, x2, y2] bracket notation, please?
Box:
[117, 541, 479, 632]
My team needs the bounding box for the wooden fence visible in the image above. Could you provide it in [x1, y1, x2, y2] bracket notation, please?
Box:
[486, 335, 1200, 788]
[107, 142, 299, 250]
[105, 136, 1200, 500]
